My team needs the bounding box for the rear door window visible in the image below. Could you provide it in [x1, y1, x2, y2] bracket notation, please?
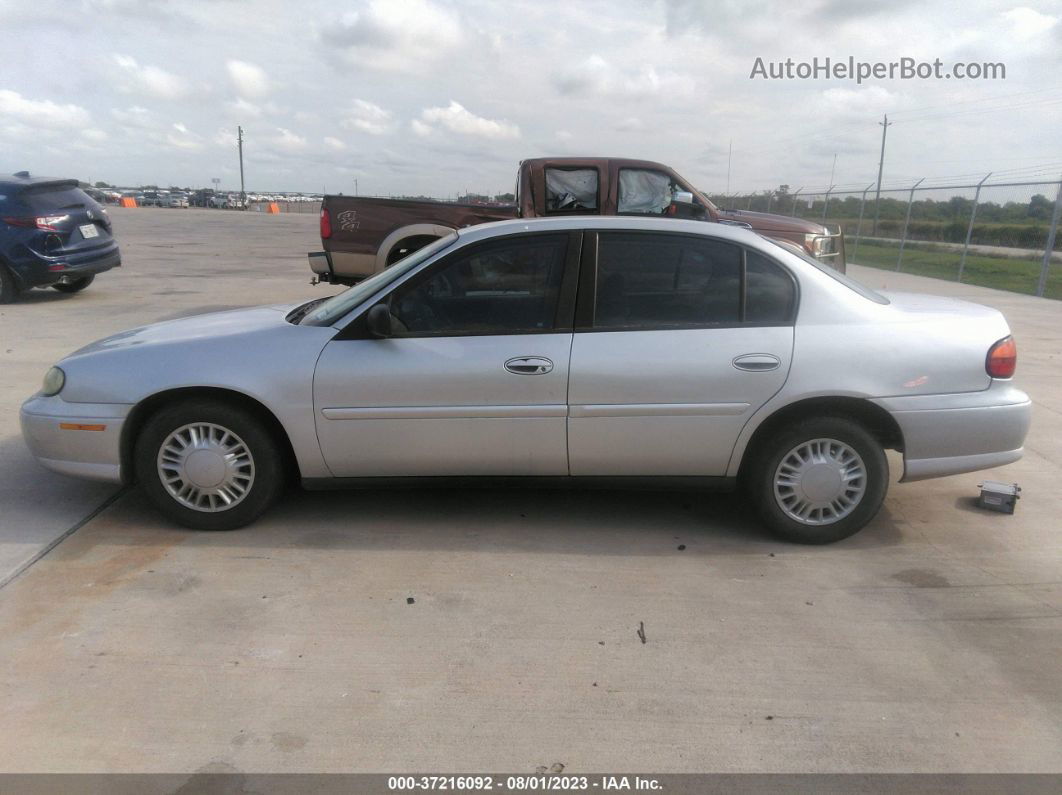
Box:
[593, 233, 742, 328]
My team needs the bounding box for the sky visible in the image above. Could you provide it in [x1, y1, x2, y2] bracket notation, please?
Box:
[1, 0, 1060, 199]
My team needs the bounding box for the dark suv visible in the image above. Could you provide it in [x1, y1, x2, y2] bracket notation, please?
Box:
[0, 172, 121, 303]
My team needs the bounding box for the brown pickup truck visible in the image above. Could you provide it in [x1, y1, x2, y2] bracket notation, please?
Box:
[308, 157, 845, 285]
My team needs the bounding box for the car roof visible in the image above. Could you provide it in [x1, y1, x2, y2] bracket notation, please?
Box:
[456, 214, 764, 247]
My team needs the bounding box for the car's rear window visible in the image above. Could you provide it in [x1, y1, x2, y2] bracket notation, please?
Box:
[19, 185, 94, 213]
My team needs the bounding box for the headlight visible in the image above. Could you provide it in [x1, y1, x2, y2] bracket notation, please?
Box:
[41, 366, 65, 396]
[804, 233, 834, 257]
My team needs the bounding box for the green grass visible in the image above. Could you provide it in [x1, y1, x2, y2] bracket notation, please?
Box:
[848, 240, 1062, 301]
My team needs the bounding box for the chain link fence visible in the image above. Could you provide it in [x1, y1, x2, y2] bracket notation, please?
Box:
[709, 176, 1062, 299]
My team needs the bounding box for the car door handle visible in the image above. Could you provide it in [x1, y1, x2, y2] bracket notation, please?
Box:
[505, 356, 554, 375]
[732, 354, 781, 372]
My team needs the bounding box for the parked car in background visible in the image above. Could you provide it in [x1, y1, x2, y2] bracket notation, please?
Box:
[163, 193, 189, 208]
[310, 157, 846, 285]
[22, 217, 1027, 542]
[190, 189, 215, 207]
[0, 172, 121, 302]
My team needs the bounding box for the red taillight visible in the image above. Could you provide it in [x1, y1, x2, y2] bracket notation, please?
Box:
[2, 214, 68, 230]
[986, 336, 1017, 378]
[320, 207, 332, 239]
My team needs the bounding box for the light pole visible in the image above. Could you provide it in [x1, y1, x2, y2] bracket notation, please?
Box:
[872, 114, 892, 235]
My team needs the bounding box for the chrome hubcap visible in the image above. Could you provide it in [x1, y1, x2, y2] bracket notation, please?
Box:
[773, 438, 866, 526]
[157, 422, 255, 513]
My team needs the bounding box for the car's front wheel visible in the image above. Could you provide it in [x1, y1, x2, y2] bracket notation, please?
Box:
[747, 416, 888, 544]
[135, 399, 285, 530]
[51, 274, 95, 293]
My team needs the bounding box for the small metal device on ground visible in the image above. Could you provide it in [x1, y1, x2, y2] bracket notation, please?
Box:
[977, 481, 1021, 514]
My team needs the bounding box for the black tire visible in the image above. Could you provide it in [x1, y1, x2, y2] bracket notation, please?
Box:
[134, 399, 285, 530]
[746, 416, 888, 544]
[51, 274, 95, 293]
[0, 265, 19, 304]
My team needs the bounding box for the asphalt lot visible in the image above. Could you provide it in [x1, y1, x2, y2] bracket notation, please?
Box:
[0, 207, 1060, 773]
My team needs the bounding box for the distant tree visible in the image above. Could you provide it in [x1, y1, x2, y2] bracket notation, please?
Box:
[94, 180, 113, 189]
[494, 192, 516, 203]
[1028, 194, 1053, 221]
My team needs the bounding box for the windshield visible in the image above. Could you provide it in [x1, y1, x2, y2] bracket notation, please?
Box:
[299, 233, 458, 326]
[767, 240, 889, 305]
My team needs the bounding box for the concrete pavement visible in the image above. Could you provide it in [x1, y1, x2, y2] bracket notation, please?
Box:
[0, 210, 1059, 772]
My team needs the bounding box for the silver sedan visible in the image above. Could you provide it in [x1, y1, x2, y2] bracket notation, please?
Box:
[20, 217, 1031, 543]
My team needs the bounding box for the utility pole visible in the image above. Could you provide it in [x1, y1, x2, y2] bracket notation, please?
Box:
[237, 126, 246, 209]
[829, 153, 837, 186]
[354, 178, 358, 196]
[726, 139, 732, 195]
[871, 114, 891, 235]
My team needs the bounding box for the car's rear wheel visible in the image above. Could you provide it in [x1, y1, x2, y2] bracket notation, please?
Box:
[747, 416, 888, 544]
[135, 399, 284, 530]
[0, 264, 20, 304]
[51, 274, 95, 293]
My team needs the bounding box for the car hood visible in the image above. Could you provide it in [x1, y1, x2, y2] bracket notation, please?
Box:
[68, 304, 295, 358]
[716, 208, 829, 234]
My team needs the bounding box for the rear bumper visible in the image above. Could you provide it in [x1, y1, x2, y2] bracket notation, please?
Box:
[309, 250, 372, 285]
[871, 382, 1031, 482]
[20, 395, 131, 484]
[10, 243, 121, 289]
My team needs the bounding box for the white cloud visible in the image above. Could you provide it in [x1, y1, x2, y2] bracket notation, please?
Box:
[320, 0, 463, 73]
[1001, 6, 1058, 40]
[0, 89, 90, 129]
[112, 54, 188, 99]
[226, 60, 270, 98]
[415, 101, 520, 140]
[81, 128, 108, 142]
[111, 105, 153, 127]
[324, 136, 347, 151]
[340, 99, 393, 135]
[271, 128, 307, 152]
[166, 122, 203, 151]
[552, 55, 695, 99]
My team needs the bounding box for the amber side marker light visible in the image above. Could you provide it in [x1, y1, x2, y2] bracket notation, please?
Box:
[59, 423, 106, 431]
[986, 336, 1017, 379]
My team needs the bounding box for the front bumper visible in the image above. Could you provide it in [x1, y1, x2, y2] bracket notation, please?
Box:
[810, 227, 847, 273]
[871, 382, 1031, 482]
[20, 395, 132, 483]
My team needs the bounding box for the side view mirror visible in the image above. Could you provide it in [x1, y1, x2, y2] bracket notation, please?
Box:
[366, 303, 393, 339]
[672, 190, 695, 205]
